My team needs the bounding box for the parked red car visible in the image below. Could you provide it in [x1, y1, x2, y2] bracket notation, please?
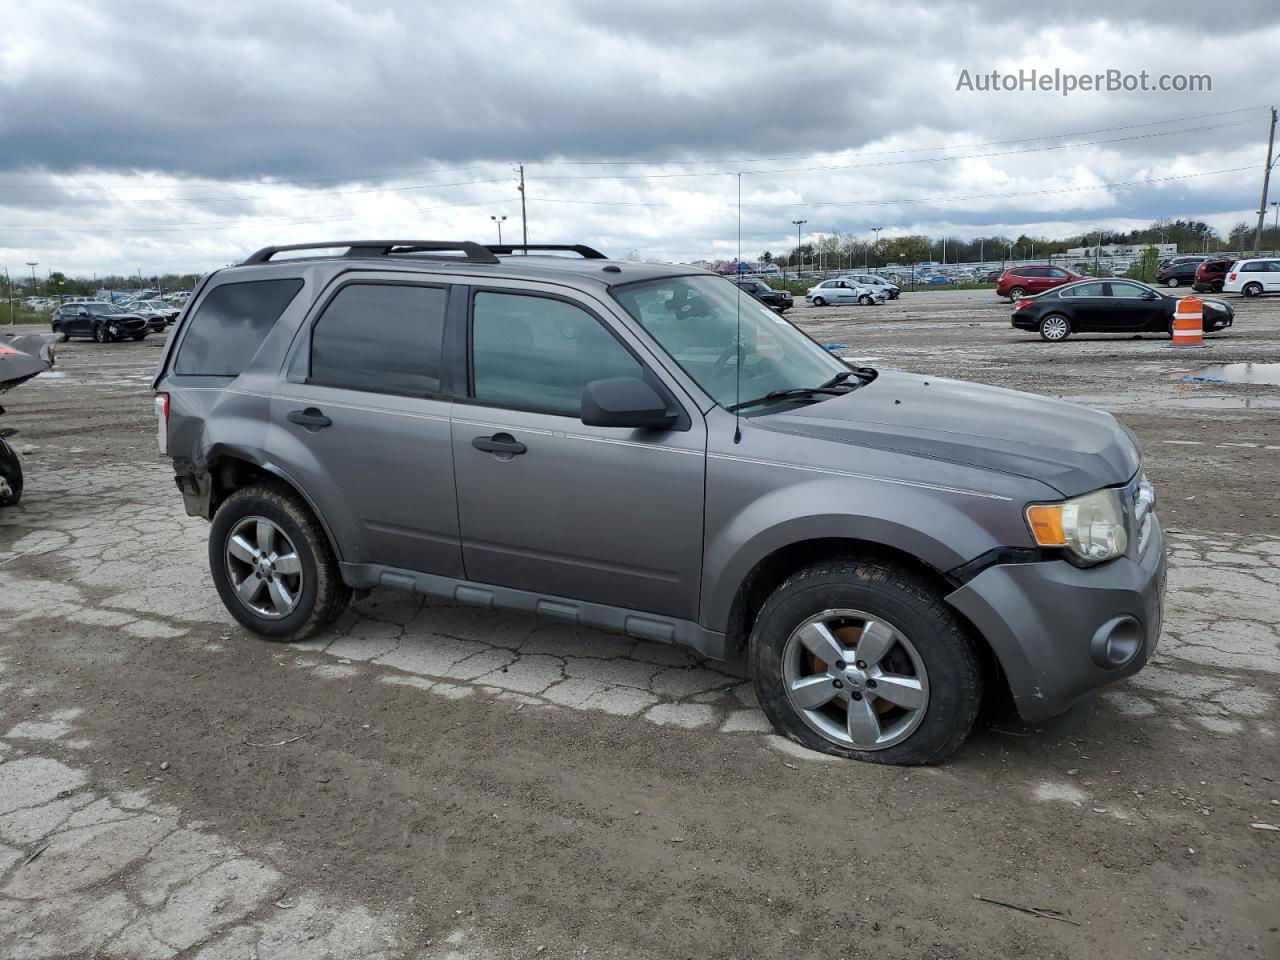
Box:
[996, 265, 1086, 301]
[1192, 258, 1232, 294]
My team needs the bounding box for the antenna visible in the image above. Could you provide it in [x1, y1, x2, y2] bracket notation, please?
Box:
[734, 172, 742, 445]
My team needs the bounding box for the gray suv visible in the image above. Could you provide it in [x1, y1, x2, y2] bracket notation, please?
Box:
[153, 240, 1166, 765]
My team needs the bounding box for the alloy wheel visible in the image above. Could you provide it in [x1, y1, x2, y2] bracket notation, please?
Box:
[224, 516, 304, 619]
[781, 608, 929, 751]
[1041, 315, 1069, 341]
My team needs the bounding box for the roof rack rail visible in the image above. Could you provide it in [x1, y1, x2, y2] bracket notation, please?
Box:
[484, 244, 607, 259]
[241, 241, 500, 265]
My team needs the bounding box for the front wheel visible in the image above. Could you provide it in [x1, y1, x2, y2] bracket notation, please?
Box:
[93, 323, 111, 344]
[1243, 282, 1263, 298]
[131, 334, 147, 341]
[208, 483, 351, 642]
[812, 296, 827, 307]
[751, 559, 982, 765]
[1039, 313, 1071, 341]
[858, 294, 873, 305]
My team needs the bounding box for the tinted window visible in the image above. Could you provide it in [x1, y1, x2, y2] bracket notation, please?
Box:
[1242, 262, 1263, 272]
[1108, 282, 1149, 298]
[174, 278, 303, 376]
[471, 292, 644, 417]
[1047, 268, 1069, 278]
[309, 283, 445, 396]
[1062, 282, 1105, 297]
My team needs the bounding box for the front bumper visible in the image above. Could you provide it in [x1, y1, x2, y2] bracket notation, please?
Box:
[946, 515, 1166, 722]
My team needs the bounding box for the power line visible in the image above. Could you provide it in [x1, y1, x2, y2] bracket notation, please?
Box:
[524, 166, 1253, 210]
[528, 120, 1260, 181]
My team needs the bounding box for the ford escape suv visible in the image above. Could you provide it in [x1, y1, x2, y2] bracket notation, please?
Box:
[153, 240, 1166, 765]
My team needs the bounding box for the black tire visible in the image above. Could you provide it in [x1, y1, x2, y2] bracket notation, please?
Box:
[0, 436, 22, 507]
[93, 322, 111, 344]
[52, 323, 69, 343]
[1243, 282, 1263, 298]
[1007, 286, 1025, 301]
[131, 334, 147, 341]
[812, 296, 827, 307]
[750, 559, 982, 765]
[1165, 277, 1179, 288]
[208, 483, 351, 642]
[1038, 313, 1071, 342]
[858, 294, 873, 305]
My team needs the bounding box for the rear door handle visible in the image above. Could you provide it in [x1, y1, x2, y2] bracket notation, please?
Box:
[472, 433, 527, 456]
[287, 408, 332, 431]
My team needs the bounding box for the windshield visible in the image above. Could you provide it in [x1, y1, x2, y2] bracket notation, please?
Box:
[612, 275, 848, 409]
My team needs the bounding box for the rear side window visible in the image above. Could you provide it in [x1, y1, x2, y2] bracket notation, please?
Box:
[174, 278, 303, 376]
[309, 283, 446, 396]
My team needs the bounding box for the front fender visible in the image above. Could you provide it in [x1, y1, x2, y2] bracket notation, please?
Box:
[700, 474, 1025, 632]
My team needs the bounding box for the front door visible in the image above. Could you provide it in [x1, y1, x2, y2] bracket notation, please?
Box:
[1103, 281, 1164, 331]
[271, 277, 462, 576]
[451, 286, 706, 619]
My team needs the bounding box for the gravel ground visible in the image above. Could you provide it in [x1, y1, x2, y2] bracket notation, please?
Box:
[1, 288, 1277, 959]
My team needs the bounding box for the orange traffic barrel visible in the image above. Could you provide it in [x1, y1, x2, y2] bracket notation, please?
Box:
[1169, 295, 1206, 348]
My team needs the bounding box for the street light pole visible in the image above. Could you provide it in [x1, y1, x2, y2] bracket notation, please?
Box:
[25, 261, 38, 298]
[490, 214, 507, 245]
[870, 226, 883, 270]
[791, 219, 807, 277]
[1272, 201, 1280, 255]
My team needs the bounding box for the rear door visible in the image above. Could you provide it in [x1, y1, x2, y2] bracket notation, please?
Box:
[271, 277, 462, 576]
[451, 284, 706, 619]
[1265, 261, 1280, 292]
[1057, 281, 1107, 330]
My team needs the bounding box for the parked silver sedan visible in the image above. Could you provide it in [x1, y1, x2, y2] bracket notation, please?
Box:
[805, 279, 889, 306]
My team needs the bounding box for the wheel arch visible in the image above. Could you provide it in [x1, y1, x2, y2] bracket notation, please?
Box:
[199, 446, 346, 563]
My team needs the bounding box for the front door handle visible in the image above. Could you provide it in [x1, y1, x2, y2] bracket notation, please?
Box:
[472, 433, 527, 456]
[287, 408, 332, 431]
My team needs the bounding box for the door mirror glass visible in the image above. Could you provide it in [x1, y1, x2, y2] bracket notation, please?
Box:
[580, 377, 675, 430]
[1142, 290, 1158, 300]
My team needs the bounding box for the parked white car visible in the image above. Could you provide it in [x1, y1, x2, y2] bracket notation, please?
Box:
[805, 279, 889, 306]
[1222, 258, 1280, 297]
[841, 273, 901, 300]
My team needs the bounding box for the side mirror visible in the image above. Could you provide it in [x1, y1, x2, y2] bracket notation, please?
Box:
[581, 377, 675, 430]
[1142, 291, 1158, 301]
[77, 308, 90, 316]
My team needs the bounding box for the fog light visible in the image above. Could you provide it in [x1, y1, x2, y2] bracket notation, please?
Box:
[1090, 616, 1143, 669]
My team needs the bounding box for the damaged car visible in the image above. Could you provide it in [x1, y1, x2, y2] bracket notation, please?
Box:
[1, 334, 57, 506]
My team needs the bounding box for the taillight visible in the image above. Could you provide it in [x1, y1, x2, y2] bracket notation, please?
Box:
[1228, 273, 1237, 281]
[1016, 299, 1034, 309]
[154, 392, 169, 455]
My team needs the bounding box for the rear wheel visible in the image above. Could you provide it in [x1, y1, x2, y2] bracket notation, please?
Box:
[208, 483, 351, 642]
[52, 323, 69, 343]
[1038, 313, 1071, 341]
[1165, 277, 1180, 288]
[131, 333, 147, 341]
[751, 559, 981, 765]
[1243, 282, 1263, 298]
[1007, 286, 1025, 301]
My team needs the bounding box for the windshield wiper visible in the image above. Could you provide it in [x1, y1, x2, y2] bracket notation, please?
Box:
[729, 374, 861, 413]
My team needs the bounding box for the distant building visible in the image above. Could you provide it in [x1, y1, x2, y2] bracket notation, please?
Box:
[1064, 243, 1176, 258]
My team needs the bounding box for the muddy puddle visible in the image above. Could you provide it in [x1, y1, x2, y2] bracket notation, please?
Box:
[1171, 362, 1280, 386]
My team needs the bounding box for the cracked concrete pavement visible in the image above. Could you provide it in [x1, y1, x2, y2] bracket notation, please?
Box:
[1, 290, 1278, 958]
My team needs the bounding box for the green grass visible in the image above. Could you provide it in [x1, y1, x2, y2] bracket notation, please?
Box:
[2, 306, 50, 327]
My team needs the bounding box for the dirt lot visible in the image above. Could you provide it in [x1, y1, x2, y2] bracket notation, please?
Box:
[1, 289, 1278, 959]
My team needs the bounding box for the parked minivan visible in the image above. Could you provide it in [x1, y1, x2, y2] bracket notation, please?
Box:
[1222, 258, 1280, 297]
[153, 240, 1165, 765]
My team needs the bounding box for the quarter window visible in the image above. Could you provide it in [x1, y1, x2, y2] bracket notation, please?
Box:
[309, 283, 446, 396]
[471, 292, 645, 416]
[174, 278, 303, 376]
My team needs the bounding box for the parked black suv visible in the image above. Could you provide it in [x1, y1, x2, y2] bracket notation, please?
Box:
[1155, 257, 1208, 289]
[51, 302, 153, 342]
[729, 277, 792, 312]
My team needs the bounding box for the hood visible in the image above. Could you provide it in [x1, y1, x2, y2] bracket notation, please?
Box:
[754, 370, 1140, 498]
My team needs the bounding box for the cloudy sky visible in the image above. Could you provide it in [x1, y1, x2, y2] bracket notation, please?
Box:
[1, 0, 1276, 277]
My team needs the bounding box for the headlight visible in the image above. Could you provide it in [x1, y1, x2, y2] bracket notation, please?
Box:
[1026, 488, 1128, 563]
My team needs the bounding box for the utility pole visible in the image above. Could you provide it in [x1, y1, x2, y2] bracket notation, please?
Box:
[1254, 106, 1277, 256]
[517, 165, 528, 252]
[791, 219, 807, 278]
[5, 268, 12, 325]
